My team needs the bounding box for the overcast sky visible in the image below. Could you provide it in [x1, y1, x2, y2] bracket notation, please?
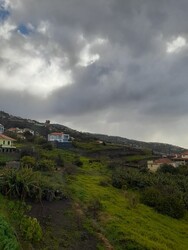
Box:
[1, 0, 188, 147]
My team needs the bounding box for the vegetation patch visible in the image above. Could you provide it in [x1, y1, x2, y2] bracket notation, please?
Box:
[68, 158, 188, 250]
[0, 215, 20, 250]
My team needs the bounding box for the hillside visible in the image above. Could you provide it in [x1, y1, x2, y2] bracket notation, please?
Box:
[0, 112, 188, 249]
[93, 133, 185, 154]
[0, 110, 185, 154]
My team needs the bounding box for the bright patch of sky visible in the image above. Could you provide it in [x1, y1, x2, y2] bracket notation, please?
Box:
[166, 36, 187, 53]
[78, 36, 107, 67]
[0, 41, 72, 97]
[37, 21, 49, 35]
[0, 20, 15, 39]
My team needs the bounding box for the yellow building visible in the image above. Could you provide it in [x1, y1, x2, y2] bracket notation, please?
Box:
[0, 134, 16, 152]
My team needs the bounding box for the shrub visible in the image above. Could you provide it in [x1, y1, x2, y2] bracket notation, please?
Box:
[36, 159, 55, 172]
[0, 168, 42, 201]
[157, 164, 177, 174]
[21, 156, 36, 168]
[141, 187, 161, 207]
[0, 216, 20, 250]
[20, 216, 42, 242]
[141, 186, 185, 219]
[112, 168, 154, 190]
[156, 195, 185, 219]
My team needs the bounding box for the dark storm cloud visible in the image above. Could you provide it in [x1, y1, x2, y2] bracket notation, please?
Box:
[2, 0, 188, 146]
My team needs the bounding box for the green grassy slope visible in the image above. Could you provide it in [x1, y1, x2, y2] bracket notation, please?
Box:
[68, 158, 188, 250]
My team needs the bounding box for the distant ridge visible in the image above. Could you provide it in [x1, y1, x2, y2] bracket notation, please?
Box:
[0, 110, 185, 154]
[92, 133, 185, 155]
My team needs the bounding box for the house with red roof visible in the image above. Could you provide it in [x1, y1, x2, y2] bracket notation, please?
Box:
[48, 132, 70, 143]
[147, 158, 185, 172]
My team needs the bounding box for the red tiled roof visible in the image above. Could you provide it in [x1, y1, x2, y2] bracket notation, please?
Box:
[154, 158, 173, 164]
[0, 134, 16, 141]
[50, 132, 64, 135]
[182, 151, 188, 155]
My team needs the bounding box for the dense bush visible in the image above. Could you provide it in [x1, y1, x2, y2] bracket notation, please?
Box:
[0, 168, 42, 200]
[0, 167, 65, 201]
[141, 186, 185, 219]
[0, 216, 20, 250]
[111, 167, 188, 218]
[140, 187, 161, 207]
[112, 168, 156, 190]
[157, 164, 178, 174]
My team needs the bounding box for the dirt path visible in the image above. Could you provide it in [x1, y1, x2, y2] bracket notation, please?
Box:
[29, 200, 98, 250]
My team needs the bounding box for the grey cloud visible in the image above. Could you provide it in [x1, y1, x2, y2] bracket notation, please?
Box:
[0, 90, 51, 120]
[2, 0, 188, 146]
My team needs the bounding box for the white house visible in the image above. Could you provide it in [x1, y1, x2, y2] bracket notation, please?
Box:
[0, 124, 4, 134]
[48, 132, 70, 143]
